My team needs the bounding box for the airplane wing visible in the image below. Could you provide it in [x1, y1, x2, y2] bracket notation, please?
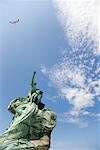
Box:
[9, 19, 19, 24]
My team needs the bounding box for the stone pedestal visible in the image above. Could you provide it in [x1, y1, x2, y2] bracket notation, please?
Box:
[31, 135, 50, 150]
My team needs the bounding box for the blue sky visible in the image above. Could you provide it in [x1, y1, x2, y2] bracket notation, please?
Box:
[0, 0, 100, 150]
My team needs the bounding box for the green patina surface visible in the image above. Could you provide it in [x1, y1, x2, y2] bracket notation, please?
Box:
[0, 72, 56, 150]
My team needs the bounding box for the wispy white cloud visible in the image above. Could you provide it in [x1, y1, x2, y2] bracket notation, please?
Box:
[41, 0, 100, 127]
[58, 110, 100, 128]
[58, 112, 89, 128]
[44, 94, 60, 103]
[53, 0, 100, 55]
[41, 61, 100, 127]
[61, 88, 94, 110]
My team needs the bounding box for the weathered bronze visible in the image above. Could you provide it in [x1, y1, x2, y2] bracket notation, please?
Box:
[0, 72, 56, 150]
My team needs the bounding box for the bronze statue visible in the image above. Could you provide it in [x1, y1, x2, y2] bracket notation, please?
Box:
[0, 72, 56, 150]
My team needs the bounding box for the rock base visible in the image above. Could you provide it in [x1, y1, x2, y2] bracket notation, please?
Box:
[31, 135, 50, 150]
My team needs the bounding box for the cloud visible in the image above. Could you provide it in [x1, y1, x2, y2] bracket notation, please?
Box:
[61, 88, 94, 110]
[53, 0, 100, 55]
[41, 63, 85, 88]
[58, 110, 100, 128]
[41, 0, 100, 127]
[58, 111, 89, 128]
[41, 62, 99, 127]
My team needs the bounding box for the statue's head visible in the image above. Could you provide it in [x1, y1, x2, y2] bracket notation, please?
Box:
[8, 97, 25, 114]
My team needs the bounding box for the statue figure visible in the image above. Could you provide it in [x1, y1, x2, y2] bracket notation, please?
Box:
[0, 72, 56, 150]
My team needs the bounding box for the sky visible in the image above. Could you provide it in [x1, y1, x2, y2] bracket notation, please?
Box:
[0, 0, 100, 150]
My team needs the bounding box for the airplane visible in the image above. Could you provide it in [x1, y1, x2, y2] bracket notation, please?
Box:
[9, 18, 19, 24]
